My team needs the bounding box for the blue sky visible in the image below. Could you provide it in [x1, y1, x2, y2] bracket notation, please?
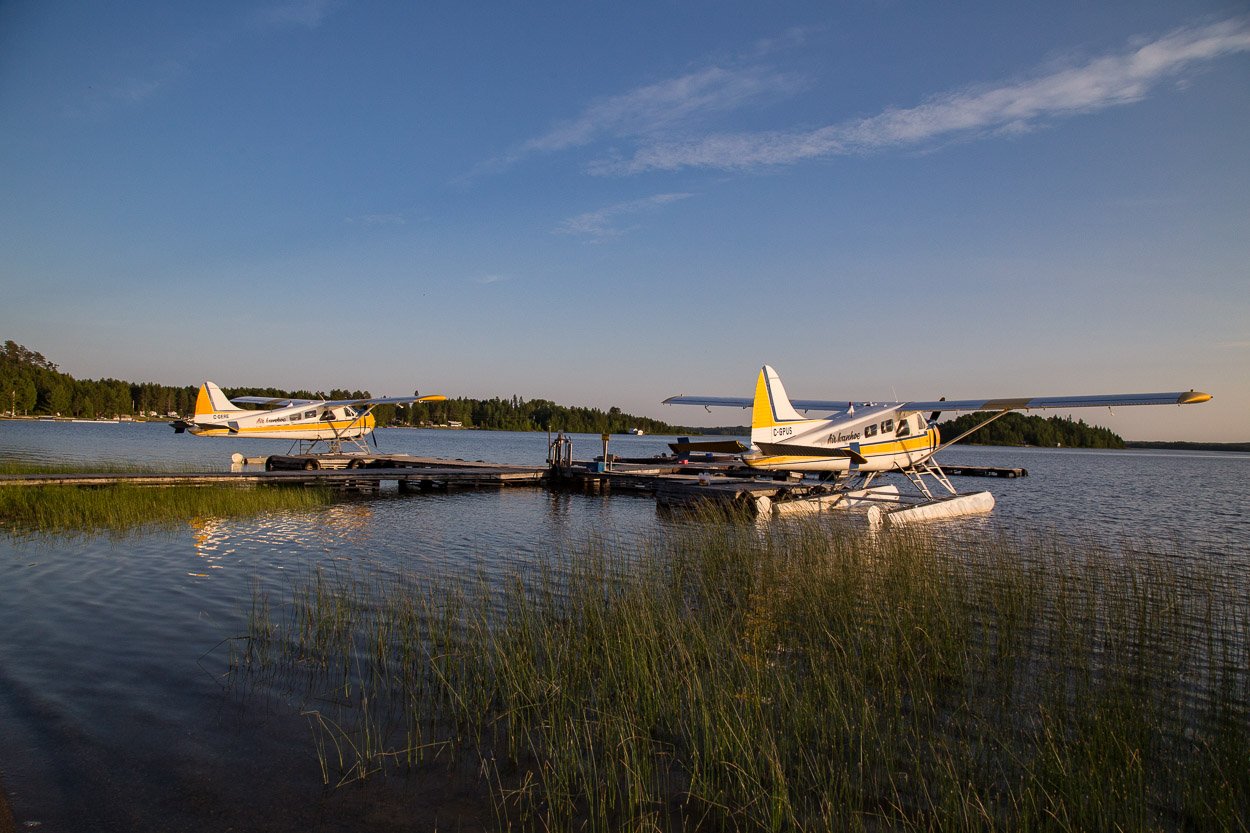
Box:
[2, 1, 1247, 440]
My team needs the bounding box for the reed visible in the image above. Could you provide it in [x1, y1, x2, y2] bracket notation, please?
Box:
[0, 484, 336, 533]
[239, 517, 1250, 831]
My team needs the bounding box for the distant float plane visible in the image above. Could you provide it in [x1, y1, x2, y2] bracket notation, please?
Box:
[665, 365, 1211, 524]
[172, 382, 446, 453]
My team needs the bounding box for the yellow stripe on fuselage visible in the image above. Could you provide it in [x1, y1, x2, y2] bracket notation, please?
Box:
[749, 429, 936, 469]
[191, 417, 375, 438]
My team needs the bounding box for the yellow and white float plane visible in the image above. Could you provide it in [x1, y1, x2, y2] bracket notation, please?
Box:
[664, 365, 1211, 523]
[172, 381, 446, 453]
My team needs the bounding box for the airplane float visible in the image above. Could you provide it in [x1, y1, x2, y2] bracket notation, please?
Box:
[664, 365, 1211, 524]
[172, 382, 446, 454]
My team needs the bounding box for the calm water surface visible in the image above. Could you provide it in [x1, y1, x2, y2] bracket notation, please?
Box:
[1, 420, 1247, 830]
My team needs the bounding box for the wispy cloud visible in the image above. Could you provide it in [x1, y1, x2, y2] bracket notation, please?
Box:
[591, 17, 1250, 174]
[472, 273, 510, 285]
[254, 0, 337, 29]
[474, 65, 803, 176]
[80, 2, 338, 115]
[555, 192, 694, 240]
[345, 213, 406, 226]
[1219, 339, 1250, 349]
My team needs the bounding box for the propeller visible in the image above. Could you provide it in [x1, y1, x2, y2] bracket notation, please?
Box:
[929, 397, 946, 425]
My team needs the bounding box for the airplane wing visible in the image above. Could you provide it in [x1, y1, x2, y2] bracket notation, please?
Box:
[661, 395, 753, 409]
[664, 391, 1211, 413]
[663, 394, 908, 411]
[896, 392, 1212, 413]
[233, 396, 318, 407]
[229, 394, 448, 409]
[319, 394, 448, 408]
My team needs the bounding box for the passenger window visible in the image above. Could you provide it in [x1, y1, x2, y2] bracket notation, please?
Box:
[881, 419, 893, 433]
[321, 411, 336, 422]
[865, 424, 878, 438]
[304, 410, 316, 419]
[896, 418, 911, 437]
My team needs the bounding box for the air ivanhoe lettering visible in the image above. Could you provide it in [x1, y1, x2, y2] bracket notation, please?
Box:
[831, 431, 861, 443]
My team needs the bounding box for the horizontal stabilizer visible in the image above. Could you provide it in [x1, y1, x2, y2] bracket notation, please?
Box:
[754, 443, 868, 465]
[668, 439, 750, 454]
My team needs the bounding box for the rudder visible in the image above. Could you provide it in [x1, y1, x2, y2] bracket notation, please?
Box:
[194, 382, 245, 417]
[751, 365, 805, 446]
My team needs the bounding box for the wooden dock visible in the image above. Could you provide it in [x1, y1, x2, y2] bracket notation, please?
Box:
[0, 452, 1024, 500]
[0, 461, 547, 494]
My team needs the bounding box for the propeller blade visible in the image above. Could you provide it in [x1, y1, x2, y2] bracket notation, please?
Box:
[929, 396, 946, 424]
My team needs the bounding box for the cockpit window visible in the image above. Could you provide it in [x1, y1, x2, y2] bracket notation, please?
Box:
[896, 418, 911, 437]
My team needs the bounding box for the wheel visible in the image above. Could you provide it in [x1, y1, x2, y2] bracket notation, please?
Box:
[303, 459, 320, 471]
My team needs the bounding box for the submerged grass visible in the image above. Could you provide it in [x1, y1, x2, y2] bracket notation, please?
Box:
[237, 516, 1250, 831]
[0, 483, 337, 533]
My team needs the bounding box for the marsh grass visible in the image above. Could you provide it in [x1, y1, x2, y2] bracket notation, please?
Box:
[0, 484, 337, 534]
[238, 517, 1250, 831]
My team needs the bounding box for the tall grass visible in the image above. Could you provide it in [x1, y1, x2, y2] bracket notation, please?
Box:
[238, 516, 1250, 831]
[0, 484, 336, 534]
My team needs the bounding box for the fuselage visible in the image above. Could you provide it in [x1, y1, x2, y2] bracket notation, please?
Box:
[187, 404, 376, 440]
[748, 405, 939, 473]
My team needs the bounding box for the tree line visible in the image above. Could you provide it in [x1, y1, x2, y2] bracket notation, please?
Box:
[935, 411, 1125, 448]
[1, 340, 718, 434]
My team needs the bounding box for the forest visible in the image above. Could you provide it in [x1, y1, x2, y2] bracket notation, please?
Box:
[0, 340, 717, 435]
[935, 411, 1124, 448]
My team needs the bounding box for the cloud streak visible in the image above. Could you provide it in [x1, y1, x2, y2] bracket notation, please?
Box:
[254, 0, 337, 29]
[591, 17, 1250, 174]
[476, 65, 803, 176]
[556, 192, 694, 240]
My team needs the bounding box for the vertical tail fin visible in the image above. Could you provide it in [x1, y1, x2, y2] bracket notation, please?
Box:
[194, 382, 245, 417]
[751, 365, 805, 446]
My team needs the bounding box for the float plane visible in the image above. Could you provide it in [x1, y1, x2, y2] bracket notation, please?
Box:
[172, 382, 446, 454]
[664, 366, 1211, 524]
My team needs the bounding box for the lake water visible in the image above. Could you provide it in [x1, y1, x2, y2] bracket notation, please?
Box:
[1, 420, 1247, 830]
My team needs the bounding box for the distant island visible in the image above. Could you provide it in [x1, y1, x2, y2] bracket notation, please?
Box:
[1124, 441, 1250, 453]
